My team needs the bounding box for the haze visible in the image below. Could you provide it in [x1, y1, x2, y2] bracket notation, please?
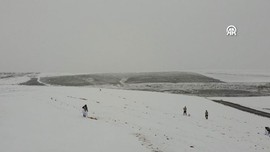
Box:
[0, 0, 269, 73]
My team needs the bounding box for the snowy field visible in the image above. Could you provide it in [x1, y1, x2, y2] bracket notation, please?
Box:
[0, 73, 31, 85]
[201, 71, 270, 82]
[1, 85, 270, 152]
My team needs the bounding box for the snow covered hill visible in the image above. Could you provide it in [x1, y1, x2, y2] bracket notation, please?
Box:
[1, 85, 270, 152]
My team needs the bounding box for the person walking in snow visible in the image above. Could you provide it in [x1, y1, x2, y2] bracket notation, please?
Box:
[265, 127, 270, 135]
[183, 106, 187, 116]
[82, 104, 88, 117]
[205, 110, 208, 119]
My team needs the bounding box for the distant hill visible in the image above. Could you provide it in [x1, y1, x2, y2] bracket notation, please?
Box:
[39, 72, 222, 86]
[124, 72, 223, 84]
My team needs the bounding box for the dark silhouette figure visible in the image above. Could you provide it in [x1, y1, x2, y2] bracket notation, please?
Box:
[82, 104, 88, 112]
[266, 127, 270, 135]
[82, 104, 88, 117]
[183, 106, 187, 115]
[205, 110, 208, 119]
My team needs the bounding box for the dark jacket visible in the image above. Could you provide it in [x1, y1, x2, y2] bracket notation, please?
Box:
[82, 105, 88, 112]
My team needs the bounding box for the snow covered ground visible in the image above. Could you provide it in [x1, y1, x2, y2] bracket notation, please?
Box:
[209, 96, 270, 113]
[0, 74, 30, 85]
[1, 85, 270, 152]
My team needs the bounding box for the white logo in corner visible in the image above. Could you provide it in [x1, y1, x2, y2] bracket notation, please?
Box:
[226, 25, 237, 36]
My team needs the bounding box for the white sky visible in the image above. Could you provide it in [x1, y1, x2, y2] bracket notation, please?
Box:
[0, 0, 269, 73]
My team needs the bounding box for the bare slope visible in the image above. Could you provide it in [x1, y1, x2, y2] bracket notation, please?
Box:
[40, 72, 222, 86]
[125, 72, 222, 83]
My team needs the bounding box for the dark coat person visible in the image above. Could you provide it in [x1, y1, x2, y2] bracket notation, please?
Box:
[183, 106, 187, 115]
[205, 110, 208, 119]
[82, 104, 88, 117]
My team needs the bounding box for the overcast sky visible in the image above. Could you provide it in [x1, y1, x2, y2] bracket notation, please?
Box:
[0, 0, 269, 73]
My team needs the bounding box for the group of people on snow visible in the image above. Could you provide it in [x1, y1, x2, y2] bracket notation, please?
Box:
[82, 104, 209, 120]
[81, 104, 270, 137]
[183, 106, 208, 119]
